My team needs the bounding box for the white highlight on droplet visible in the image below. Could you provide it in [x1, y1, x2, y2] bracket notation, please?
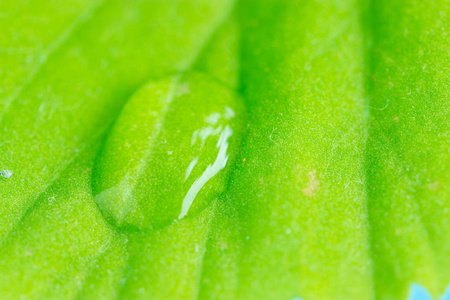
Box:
[205, 112, 221, 125]
[185, 157, 199, 181]
[0, 169, 13, 179]
[191, 125, 223, 148]
[224, 106, 235, 119]
[178, 125, 233, 219]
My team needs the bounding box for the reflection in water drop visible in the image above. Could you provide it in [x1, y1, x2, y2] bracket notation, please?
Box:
[179, 125, 233, 219]
[224, 106, 235, 119]
[179, 106, 236, 219]
[205, 112, 222, 125]
[184, 157, 199, 181]
[191, 125, 223, 148]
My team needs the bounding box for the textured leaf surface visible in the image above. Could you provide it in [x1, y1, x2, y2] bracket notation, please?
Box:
[1, 0, 450, 299]
[0, 145, 128, 299]
[225, 1, 372, 299]
[366, 0, 450, 298]
[0, 0, 233, 242]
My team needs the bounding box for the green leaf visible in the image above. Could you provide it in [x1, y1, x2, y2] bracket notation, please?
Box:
[366, 0, 450, 298]
[221, 1, 373, 299]
[1, 0, 450, 299]
[120, 204, 218, 299]
[0, 0, 234, 242]
[0, 0, 98, 108]
[0, 145, 128, 299]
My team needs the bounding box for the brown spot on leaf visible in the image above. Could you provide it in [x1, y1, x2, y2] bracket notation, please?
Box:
[218, 241, 228, 251]
[302, 169, 320, 197]
[366, 72, 378, 83]
[427, 181, 440, 191]
[176, 82, 190, 97]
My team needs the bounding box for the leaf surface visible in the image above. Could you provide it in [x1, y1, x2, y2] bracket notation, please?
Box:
[366, 0, 450, 298]
[1, 0, 450, 299]
[0, 145, 127, 299]
[222, 1, 373, 299]
[0, 0, 234, 242]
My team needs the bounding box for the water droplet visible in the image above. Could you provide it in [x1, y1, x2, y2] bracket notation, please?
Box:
[92, 71, 244, 228]
[0, 169, 13, 179]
